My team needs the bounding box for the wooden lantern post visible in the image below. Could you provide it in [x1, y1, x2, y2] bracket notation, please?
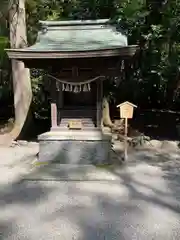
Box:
[117, 101, 137, 161]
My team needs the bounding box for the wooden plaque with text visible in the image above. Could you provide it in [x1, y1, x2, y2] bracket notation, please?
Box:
[68, 120, 82, 129]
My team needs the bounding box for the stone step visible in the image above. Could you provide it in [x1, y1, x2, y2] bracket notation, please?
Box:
[51, 126, 97, 131]
[60, 125, 95, 128]
[60, 121, 94, 125]
[60, 121, 94, 126]
[60, 121, 94, 124]
[61, 109, 96, 116]
[61, 118, 94, 122]
[24, 164, 120, 181]
[61, 113, 95, 118]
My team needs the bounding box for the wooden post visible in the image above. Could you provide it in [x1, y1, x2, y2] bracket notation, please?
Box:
[96, 80, 103, 128]
[124, 117, 128, 161]
[117, 101, 137, 161]
[50, 79, 58, 129]
[57, 82, 63, 125]
[51, 103, 57, 128]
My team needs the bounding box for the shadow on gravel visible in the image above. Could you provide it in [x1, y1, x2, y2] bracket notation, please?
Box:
[109, 167, 180, 215]
[107, 148, 180, 215]
[0, 168, 55, 239]
[1, 146, 180, 239]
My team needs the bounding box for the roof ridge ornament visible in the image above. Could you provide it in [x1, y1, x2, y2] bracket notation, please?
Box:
[39, 19, 110, 27]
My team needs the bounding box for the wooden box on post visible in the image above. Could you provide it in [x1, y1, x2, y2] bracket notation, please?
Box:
[117, 101, 137, 119]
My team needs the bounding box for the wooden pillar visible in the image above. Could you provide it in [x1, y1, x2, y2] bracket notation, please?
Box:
[58, 83, 63, 109]
[51, 103, 57, 128]
[50, 80, 58, 129]
[57, 82, 63, 125]
[96, 80, 103, 128]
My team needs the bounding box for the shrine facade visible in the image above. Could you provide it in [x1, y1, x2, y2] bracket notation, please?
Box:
[6, 19, 138, 164]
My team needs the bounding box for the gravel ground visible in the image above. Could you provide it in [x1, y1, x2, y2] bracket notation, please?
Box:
[1, 142, 180, 239]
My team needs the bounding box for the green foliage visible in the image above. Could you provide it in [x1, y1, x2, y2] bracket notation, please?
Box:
[0, 36, 8, 61]
[2, 0, 180, 120]
[114, 0, 180, 109]
[0, 34, 11, 103]
[31, 69, 50, 119]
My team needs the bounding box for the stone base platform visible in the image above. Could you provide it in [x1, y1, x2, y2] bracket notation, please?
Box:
[38, 130, 112, 164]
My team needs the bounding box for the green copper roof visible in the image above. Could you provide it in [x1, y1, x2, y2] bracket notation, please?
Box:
[6, 19, 139, 60]
[26, 19, 128, 52]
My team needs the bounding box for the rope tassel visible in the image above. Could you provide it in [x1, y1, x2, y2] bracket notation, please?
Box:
[65, 84, 70, 91]
[88, 83, 91, 91]
[121, 60, 125, 70]
[74, 85, 78, 93]
[83, 84, 88, 92]
[70, 84, 73, 92]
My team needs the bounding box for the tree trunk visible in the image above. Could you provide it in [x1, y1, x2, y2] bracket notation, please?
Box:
[101, 97, 113, 128]
[0, 0, 32, 144]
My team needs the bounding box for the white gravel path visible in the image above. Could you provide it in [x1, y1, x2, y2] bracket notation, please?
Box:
[0, 143, 180, 239]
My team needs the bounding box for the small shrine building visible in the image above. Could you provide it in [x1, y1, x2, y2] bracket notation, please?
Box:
[6, 19, 138, 164]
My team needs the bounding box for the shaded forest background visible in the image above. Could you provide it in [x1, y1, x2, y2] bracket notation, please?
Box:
[1, 0, 180, 140]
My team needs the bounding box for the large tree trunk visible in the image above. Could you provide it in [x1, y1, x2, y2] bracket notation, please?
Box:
[0, 0, 32, 144]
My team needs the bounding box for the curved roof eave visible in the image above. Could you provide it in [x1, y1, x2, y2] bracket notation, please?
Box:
[6, 45, 139, 59]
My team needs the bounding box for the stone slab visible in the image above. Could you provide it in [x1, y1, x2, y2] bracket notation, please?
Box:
[39, 140, 111, 164]
[38, 131, 112, 164]
[38, 130, 111, 141]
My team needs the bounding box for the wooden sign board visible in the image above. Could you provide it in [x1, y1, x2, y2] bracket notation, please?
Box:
[117, 101, 137, 119]
[116, 101, 137, 161]
[68, 120, 82, 130]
